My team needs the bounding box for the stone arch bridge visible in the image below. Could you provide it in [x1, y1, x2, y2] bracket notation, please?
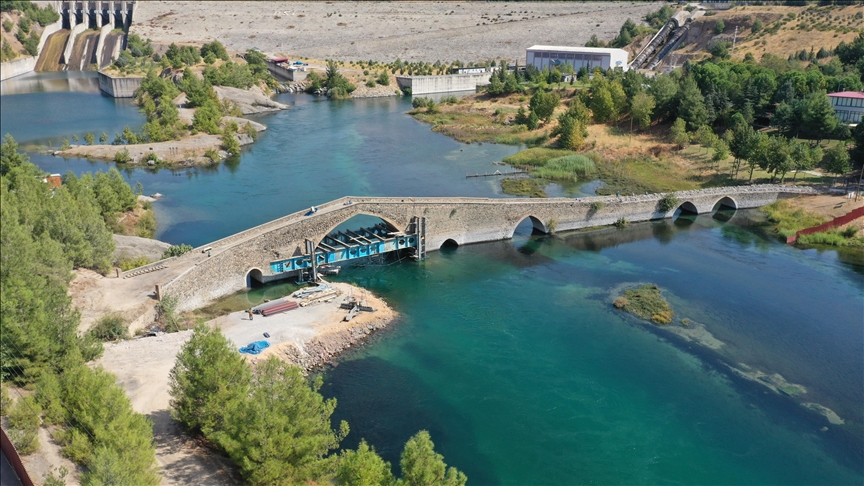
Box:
[147, 185, 814, 312]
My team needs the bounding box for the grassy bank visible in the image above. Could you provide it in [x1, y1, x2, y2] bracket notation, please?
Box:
[763, 200, 864, 249]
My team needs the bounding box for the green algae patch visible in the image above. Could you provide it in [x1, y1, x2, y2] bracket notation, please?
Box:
[501, 178, 547, 198]
[613, 284, 674, 325]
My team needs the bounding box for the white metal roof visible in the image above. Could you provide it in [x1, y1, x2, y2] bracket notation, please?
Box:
[527, 45, 629, 55]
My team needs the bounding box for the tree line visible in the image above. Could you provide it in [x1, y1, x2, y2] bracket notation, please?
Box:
[485, 30, 864, 180]
[1, 135, 159, 484]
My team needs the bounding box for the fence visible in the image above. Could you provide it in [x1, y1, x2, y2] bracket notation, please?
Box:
[786, 206, 864, 243]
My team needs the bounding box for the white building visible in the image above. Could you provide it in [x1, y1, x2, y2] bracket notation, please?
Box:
[526, 46, 630, 72]
[828, 91, 864, 125]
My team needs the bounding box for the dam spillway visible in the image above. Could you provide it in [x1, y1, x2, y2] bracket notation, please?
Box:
[35, 0, 135, 72]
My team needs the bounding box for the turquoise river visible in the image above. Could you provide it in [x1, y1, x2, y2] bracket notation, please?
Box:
[2, 72, 862, 485]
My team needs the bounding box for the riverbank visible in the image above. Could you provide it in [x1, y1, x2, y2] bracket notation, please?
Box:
[55, 132, 255, 166]
[95, 281, 395, 485]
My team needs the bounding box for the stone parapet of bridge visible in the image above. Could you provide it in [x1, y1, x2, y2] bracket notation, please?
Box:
[158, 185, 816, 312]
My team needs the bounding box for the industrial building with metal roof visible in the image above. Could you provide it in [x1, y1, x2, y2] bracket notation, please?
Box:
[526, 45, 630, 72]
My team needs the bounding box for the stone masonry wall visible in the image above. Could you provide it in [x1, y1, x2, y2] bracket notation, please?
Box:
[161, 185, 815, 312]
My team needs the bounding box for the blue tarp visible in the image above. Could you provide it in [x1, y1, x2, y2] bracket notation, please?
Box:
[239, 341, 270, 354]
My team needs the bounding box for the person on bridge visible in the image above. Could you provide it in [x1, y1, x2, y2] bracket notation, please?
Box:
[248, 309, 254, 321]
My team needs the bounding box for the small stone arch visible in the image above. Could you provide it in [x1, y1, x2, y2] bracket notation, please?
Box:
[440, 238, 459, 250]
[511, 215, 547, 238]
[246, 268, 264, 288]
[676, 201, 699, 215]
[712, 196, 737, 211]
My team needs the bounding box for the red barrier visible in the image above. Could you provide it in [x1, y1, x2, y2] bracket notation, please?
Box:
[787, 206, 864, 243]
[0, 427, 35, 486]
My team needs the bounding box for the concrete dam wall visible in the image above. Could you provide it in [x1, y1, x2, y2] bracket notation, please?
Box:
[396, 73, 492, 95]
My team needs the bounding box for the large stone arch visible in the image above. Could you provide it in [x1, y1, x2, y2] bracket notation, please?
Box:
[312, 209, 406, 248]
[510, 215, 548, 238]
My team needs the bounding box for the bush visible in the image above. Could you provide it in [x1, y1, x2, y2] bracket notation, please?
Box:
[590, 201, 606, 211]
[136, 210, 156, 238]
[90, 314, 128, 341]
[376, 71, 390, 86]
[8, 395, 41, 455]
[365, 79, 376, 88]
[119, 255, 151, 271]
[0, 385, 11, 416]
[2, 20, 12, 32]
[657, 192, 680, 212]
[163, 244, 193, 258]
[156, 295, 179, 332]
[113, 148, 131, 163]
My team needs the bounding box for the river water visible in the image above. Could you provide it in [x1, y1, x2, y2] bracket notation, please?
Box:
[2, 72, 862, 485]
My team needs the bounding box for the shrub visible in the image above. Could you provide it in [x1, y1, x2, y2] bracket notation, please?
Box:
[376, 71, 390, 85]
[590, 201, 606, 211]
[8, 395, 41, 455]
[90, 313, 128, 342]
[119, 255, 151, 271]
[136, 210, 156, 238]
[658, 192, 680, 212]
[204, 148, 220, 162]
[113, 148, 131, 163]
[614, 217, 628, 228]
[163, 244, 193, 258]
[614, 284, 674, 325]
[2, 20, 12, 32]
[0, 385, 10, 416]
[366, 79, 376, 88]
[60, 138, 71, 151]
[156, 295, 179, 332]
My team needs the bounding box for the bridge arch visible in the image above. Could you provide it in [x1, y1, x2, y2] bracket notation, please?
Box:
[245, 267, 264, 288]
[313, 211, 405, 249]
[676, 201, 699, 215]
[712, 196, 737, 211]
[440, 238, 460, 250]
[511, 215, 548, 238]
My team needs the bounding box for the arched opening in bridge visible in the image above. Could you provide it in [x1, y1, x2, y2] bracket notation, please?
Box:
[672, 201, 698, 226]
[711, 197, 737, 222]
[246, 268, 264, 288]
[512, 215, 548, 238]
[315, 214, 414, 270]
[440, 239, 459, 253]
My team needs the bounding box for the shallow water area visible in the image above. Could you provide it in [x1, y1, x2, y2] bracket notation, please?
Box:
[2, 72, 862, 485]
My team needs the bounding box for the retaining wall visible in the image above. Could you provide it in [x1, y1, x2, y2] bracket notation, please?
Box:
[0, 57, 37, 81]
[98, 71, 142, 97]
[396, 73, 492, 95]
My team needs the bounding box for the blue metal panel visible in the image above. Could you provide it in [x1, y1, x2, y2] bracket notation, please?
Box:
[269, 234, 417, 275]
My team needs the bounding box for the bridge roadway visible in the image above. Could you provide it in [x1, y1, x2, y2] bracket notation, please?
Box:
[127, 185, 815, 313]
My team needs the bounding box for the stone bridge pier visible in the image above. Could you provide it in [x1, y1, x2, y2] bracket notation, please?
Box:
[153, 185, 814, 312]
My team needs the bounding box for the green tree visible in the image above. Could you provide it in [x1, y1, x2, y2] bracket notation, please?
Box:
[1, 133, 28, 176]
[200, 40, 229, 61]
[714, 19, 725, 35]
[169, 325, 251, 435]
[630, 91, 655, 131]
[822, 144, 852, 177]
[99, 132, 108, 143]
[751, 18, 763, 33]
[212, 356, 348, 485]
[83, 132, 95, 145]
[648, 73, 679, 122]
[670, 118, 690, 149]
[336, 440, 396, 486]
[789, 139, 821, 183]
[192, 99, 223, 135]
[399, 431, 467, 486]
[529, 91, 560, 123]
[676, 76, 709, 130]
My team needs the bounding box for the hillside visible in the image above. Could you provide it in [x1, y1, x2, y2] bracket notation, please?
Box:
[664, 4, 862, 66]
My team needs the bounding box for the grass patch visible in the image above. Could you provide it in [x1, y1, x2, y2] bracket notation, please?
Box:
[502, 147, 571, 167]
[613, 284, 674, 325]
[533, 155, 596, 182]
[763, 200, 827, 237]
[501, 178, 547, 198]
[796, 228, 864, 249]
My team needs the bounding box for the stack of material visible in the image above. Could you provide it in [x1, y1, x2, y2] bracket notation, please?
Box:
[255, 300, 300, 316]
[300, 288, 341, 306]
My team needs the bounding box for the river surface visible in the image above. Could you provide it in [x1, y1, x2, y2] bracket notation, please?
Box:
[2, 72, 862, 485]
